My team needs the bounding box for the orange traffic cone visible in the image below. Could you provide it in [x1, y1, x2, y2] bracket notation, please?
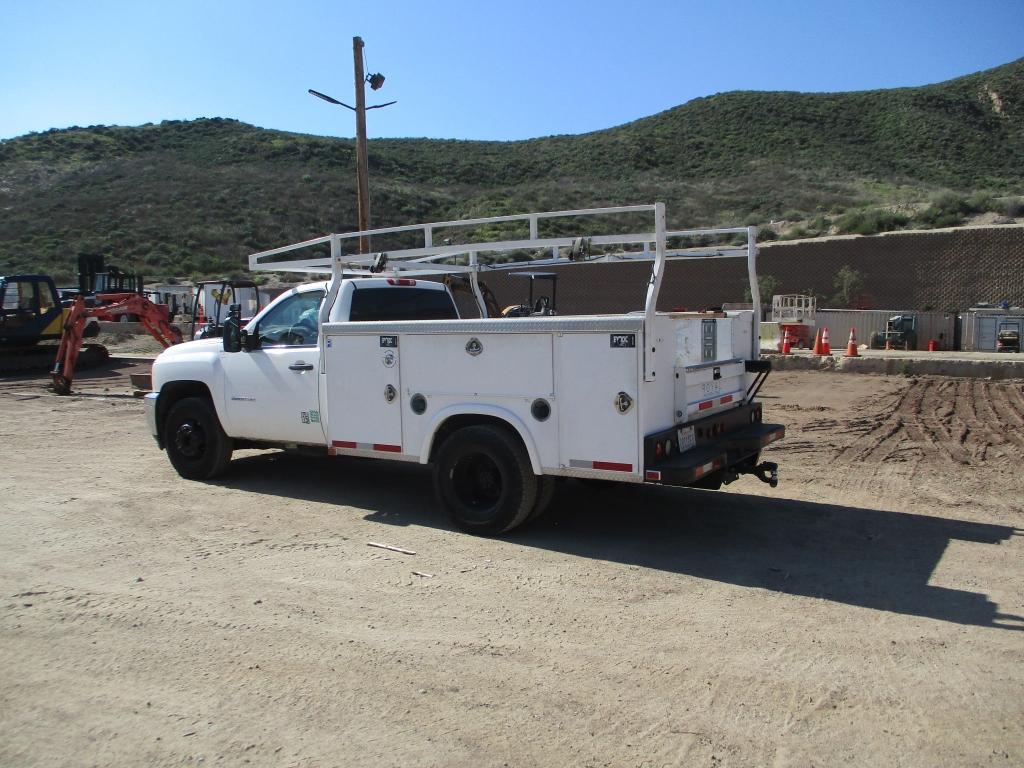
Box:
[781, 328, 792, 355]
[821, 327, 831, 355]
[844, 327, 860, 357]
[811, 328, 823, 355]
[885, 339, 893, 351]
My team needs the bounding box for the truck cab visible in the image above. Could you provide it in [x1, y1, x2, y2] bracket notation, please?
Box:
[149, 277, 459, 449]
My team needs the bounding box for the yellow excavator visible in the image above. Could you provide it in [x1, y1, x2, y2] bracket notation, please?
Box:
[0, 274, 104, 374]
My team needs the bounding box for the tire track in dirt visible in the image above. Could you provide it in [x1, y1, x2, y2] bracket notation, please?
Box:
[840, 386, 914, 465]
[836, 378, 1024, 470]
[982, 381, 1024, 450]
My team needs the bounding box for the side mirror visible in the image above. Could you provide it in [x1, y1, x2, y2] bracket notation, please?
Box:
[241, 327, 260, 352]
[222, 304, 242, 353]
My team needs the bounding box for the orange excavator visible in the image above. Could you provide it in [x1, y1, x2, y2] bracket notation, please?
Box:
[50, 293, 182, 395]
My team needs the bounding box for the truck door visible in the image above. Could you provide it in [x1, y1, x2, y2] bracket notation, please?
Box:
[221, 289, 327, 445]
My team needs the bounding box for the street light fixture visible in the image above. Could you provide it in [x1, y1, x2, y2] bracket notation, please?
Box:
[309, 36, 395, 254]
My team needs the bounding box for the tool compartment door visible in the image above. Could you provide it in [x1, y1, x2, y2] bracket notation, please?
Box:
[323, 333, 403, 453]
[555, 332, 640, 476]
[672, 315, 749, 420]
[398, 332, 555, 466]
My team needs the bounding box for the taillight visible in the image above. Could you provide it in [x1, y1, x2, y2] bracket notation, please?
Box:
[386, 278, 417, 286]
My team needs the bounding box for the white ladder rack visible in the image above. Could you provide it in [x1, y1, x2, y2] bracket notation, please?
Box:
[247, 203, 761, 361]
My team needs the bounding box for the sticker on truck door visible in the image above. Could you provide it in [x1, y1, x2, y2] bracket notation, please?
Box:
[610, 333, 635, 348]
[380, 335, 398, 347]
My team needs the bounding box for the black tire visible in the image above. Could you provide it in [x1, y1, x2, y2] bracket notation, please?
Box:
[164, 397, 233, 480]
[433, 425, 538, 536]
[526, 476, 557, 523]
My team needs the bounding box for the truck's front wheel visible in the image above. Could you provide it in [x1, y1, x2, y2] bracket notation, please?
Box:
[164, 397, 233, 480]
[434, 425, 538, 535]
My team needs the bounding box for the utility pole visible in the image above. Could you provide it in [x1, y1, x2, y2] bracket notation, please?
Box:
[352, 36, 371, 254]
[309, 37, 395, 254]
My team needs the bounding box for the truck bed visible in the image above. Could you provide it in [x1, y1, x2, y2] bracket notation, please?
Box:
[321, 310, 781, 486]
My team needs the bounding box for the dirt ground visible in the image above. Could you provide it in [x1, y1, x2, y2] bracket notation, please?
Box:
[1, 362, 1022, 767]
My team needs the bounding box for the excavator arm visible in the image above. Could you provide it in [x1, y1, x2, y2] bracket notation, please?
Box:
[51, 295, 182, 395]
[443, 274, 502, 318]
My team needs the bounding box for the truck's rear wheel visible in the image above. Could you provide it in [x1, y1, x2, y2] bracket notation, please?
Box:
[434, 425, 538, 535]
[164, 397, 233, 480]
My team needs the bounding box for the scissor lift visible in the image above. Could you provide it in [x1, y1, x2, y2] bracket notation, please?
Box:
[771, 294, 816, 349]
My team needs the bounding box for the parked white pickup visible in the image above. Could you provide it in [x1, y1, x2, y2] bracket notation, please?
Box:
[146, 204, 783, 534]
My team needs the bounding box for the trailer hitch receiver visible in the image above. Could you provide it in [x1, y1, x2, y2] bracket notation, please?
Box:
[748, 461, 779, 488]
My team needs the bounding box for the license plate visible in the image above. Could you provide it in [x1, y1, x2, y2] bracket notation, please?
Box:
[677, 425, 696, 452]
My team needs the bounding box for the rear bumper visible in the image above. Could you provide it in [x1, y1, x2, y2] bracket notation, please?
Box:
[642, 401, 784, 486]
[644, 422, 784, 486]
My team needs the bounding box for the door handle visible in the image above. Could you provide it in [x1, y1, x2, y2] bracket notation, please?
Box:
[289, 361, 315, 371]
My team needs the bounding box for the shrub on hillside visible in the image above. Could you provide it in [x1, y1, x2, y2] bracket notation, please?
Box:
[916, 192, 970, 228]
[1003, 198, 1024, 217]
[966, 191, 995, 213]
[835, 209, 909, 235]
[808, 215, 832, 234]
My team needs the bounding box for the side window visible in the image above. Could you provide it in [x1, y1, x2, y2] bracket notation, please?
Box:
[2, 283, 20, 311]
[38, 282, 56, 312]
[257, 290, 325, 347]
[20, 281, 36, 310]
[2, 281, 38, 313]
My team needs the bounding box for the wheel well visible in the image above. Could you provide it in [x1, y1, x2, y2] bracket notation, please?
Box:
[428, 414, 524, 463]
[156, 381, 214, 440]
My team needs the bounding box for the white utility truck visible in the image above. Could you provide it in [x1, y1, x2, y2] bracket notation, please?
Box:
[146, 204, 784, 535]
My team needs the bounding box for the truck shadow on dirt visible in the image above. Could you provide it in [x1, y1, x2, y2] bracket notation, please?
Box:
[217, 451, 1023, 631]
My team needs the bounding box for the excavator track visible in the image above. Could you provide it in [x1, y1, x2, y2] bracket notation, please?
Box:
[0, 343, 109, 377]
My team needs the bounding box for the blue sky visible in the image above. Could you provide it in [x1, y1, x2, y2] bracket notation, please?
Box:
[1, 0, 1022, 142]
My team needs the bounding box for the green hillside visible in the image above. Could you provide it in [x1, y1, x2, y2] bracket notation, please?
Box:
[1, 58, 1022, 282]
